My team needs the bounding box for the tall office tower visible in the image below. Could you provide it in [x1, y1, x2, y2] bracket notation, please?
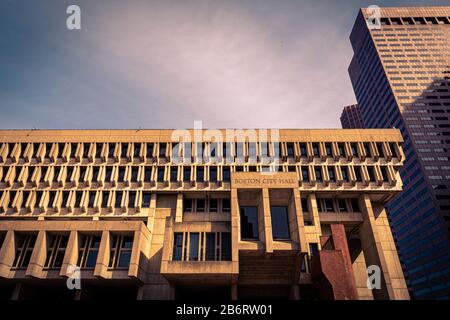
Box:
[348, 7, 450, 299]
[341, 104, 364, 128]
[0, 129, 409, 300]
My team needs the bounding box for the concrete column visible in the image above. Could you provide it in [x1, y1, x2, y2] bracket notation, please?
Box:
[0, 231, 15, 278]
[94, 230, 110, 279]
[261, 188, 273, 253]
[230, 189, 239, 273]
[26, 230, 46, 278]
[291, 189, 308, 252]
[358, 194, 409, 300]
[175, 193, 183, 223]
[60, 230, 79, 277]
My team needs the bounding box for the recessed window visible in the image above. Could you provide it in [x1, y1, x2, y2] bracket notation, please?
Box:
[92, 167, 99, 183]
[270, 206, 290, 240]
[338, 143, 345, 157]
[134, 144, 141, 157]
[117, 167, 126, 182]
[367, 166, 376, 181]
[128, 191, 136, 208]
[301, 198, 309, 213]
[159, 143, 167, 157]
[325, 144, 333, 157]
[13, 234, 37, 269]
[74, 192, 83, 207]
[121, 143, 128, 158]
[351, 199, 360, 212]
[341, 167, 349, 182]
[95, 143, 103, 158]
[157, 167, 165, 182]
[380, 166, 390, 182]
[88, 191, 96, 208]
[170, 166, 178, 182]
[101, 192, 109, 208]
[314, 167, 323, 182]
[109, 235, 133, 269]
[172, 233, 183, 261]
[108, 144, 115, 158]
[337, 199, 348, 212]
[350, 143, 358, 157]
[223, 167, 230, 182]
[183, 198, 193, 212]
[131, 167, 139, 182]
[210, 166, 217, 182]
[354, 167, 363, 182]
[142, 192, 151, 208]
[83, 143, 90, 158]
[115, 192, 123, 208]
[45, 234, 68, 269]
[78, 235, 101, 268]
[221, 233, 231, 261]
[196, 166, 204, 182]
[300, 143, 307, 157]
[222, 198, 231, 213]
[248, 142, 257, 158]
[312, 144, 320, 157]
[144, 167, 152, 182]
[302, 167, 310, 182]
[196, 199, 205, 212]
[189, 233, 200, 261]
[146, 143, 154, 158]
[105, 167, 112, 182]
[328, 167, 336, 182]
[205, 233, 215, 261]
[324, 199, 334, 212]
[240, 206, 259, 240]
[286, 143, 294, 157]
[183, 167, 191, 182]
[209, 198, 218, 212]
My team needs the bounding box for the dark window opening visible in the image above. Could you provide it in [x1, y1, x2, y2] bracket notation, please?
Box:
[240, 206, 259, 240]
[196, 199, 205, 212]
[157, 167, 165, 182]
[173, 233, 183, 261]
[184, 198, 193, 212]
[183, 167, 191, 182]
[222, 198, 231, 212]
[271, 206, 290, 240]
[209, 199, 218, 212]
[210, 166, 217, 182]
[142, 192, 151, 208]
[196, 167, 204, 182]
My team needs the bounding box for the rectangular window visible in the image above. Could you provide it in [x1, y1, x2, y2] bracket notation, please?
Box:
[287, 143, 294, 157]
[196, 166, 204, 182]
[196, 199, 205, 212]
[209, 166, 217, 182]
[172, 233, 183, 261]
[105, 167, 113, 182]
[157, 167, 165, 182]
[341, 167, 349, 182]
[300, 143, 307, 157]
[351, 199, 360, 212]
[301, 198, 309, 212]
[92, 167, 99, 183]
[337, 199, 348, 212]
[325, 144, 333, 157]
[338, 143, 345, 157]
[118, 167, 125, 182]
[159, 143, 167, 157]
[183, 167, 191, 182]
[221, 233, 231, 261]
[13, 234, 37, 268]
[142, 192, 151, 208]
[270, 206, 290, 240]
[95, 143, 103, 158]
[302, 167, 309, 182]
[328, 167, 336, 182]
[189, 233, 199, 261]
[131, 167, 139, 182]
[78, 235, 101, 268]
[115, 192, 123, 208]
[205, 233, 215, 261]
[209, 198, 218, 212]
[367, 166, 376, 181]
[312, 143, 320, 157]
[240, 206, 259, 240]
[146, 143, 154, 158]
[108, 144, 115, 158]
[170, 166, 178, 182]
[354, 167, 363, 182]
[222, 198, 231, 212]
[183, 198, 193, 212]
[121, 143, 128, 158]
[109, 235, 133, 269]
[315, 167, 323, 182]
[380, 166, 390, 182]
[88, 191, 96, 208]
[101, 192, 109, 208]
[324, 199, 334, 212]
[44, 234, 68, 268]
[223, 167, 230, 182]
[134, 144, 141, 157]
[144, 167, 152, 182]
[128, 191, 136, 208]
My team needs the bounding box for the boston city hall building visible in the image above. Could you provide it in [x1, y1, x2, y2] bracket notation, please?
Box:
[0, 128, 410, 300]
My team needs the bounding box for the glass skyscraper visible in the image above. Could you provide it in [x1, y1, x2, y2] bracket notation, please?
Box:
[347, 6, 450, 299]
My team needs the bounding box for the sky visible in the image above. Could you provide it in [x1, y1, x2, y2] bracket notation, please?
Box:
[0, 0, 449, 130]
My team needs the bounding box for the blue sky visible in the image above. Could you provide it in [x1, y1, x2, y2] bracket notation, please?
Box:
[0, 0, 448, 129]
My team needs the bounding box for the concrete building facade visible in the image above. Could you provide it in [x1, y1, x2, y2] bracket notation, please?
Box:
[348, 7, 450, 299]
[0, 129, 409, 300]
